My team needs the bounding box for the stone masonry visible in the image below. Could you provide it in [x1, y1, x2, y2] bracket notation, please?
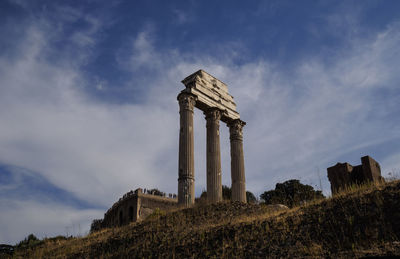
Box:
[178, 70, 247, 206]
[98, 70, 247, 228]
[102, 189, 177, 227]
[327, 155, 384, 195]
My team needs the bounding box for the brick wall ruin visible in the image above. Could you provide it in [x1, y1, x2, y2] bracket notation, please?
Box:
[327, 155, 384, 195]
[102, 189, 178, 228]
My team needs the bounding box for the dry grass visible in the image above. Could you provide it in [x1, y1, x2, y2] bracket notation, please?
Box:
[11, 180, 400, 258]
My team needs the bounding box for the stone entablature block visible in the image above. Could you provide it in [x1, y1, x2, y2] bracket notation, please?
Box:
[181, 70, 240, 123]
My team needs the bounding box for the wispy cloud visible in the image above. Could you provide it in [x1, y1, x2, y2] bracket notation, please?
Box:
[172, 8, 191, 25]
[1, 0, 400, 245]
[0, 198, 103, 244]
[120, 19, 400, 197]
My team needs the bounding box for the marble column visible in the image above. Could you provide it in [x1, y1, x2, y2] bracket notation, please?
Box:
[228, 119, 246, 203]
[177, 92, 196, 207]
[205, 108, 222, 203]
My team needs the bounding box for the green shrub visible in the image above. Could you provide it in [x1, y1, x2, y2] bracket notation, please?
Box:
[16, 234, 43, 249]
[260, 179, 325, 208]
[145, 208, 166, 221]
[200, 185, 257, 203]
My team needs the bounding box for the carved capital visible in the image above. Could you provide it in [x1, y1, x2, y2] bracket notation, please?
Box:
[178, 93, 196, 112]
[204, 108, 222, 127]
[228, 119, 246, 140]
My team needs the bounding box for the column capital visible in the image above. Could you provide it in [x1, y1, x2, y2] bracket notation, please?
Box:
[204, 108, 222, 124]
[178, 92, 197, 112]
[228, 119, 246, 140]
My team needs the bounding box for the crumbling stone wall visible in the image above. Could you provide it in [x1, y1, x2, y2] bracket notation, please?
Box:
[327, 156, 384, 194]
[102, 188, 177, 228]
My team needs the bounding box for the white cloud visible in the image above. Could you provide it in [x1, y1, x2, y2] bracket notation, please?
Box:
[119, 28, 164, 71]
[167, 22, 399, 192]
[0, 20, 183, 207]
[1, 2, 400, 244]
[0, 198, 103, 244]
[171, 8, 194, 25]
[116, 20, 400, 198]
[0, 15, 182, 243]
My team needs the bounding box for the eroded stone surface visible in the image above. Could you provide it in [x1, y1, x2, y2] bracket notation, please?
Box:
[181, 70, 240, 123]
[205, 108, 223, 203]
[327, 155, 385, 194]
[177, 93, 196, 206]
[178, 70, 246, 206]
[102, 188, 178, 228]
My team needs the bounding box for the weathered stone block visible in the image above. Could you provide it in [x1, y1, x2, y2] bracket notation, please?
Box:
[327, 156, 384, 195]
[181, 70, 240, 123]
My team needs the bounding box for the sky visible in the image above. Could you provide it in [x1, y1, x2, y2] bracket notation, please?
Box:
[1, 0, 400, 244]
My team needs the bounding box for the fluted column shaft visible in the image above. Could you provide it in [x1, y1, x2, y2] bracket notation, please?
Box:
[178, 93, 196, 207]
[205, 108, 222, 203]
[229, 119, 246, 203]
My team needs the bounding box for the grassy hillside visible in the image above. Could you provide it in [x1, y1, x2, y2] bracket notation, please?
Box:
[9, 180, 400, 258]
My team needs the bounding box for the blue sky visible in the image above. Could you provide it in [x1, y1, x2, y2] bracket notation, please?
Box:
[1, 0, 400, 244]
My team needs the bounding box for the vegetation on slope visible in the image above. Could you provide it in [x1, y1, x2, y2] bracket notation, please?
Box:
[260, 179, 325, 208]
[11, 181, 400, 258]
[198, 185, 258, 203]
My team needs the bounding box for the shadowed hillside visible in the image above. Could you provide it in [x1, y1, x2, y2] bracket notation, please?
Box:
[9, 181, 400, 258]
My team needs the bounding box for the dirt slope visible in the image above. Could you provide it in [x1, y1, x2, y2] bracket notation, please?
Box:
[12, 181, 400, 258]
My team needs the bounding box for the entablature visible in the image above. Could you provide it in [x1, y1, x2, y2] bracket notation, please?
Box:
[180, 70, 240, 123]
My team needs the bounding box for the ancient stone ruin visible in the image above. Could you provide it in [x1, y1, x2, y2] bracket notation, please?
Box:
[97, 70, 247, 228]
[102, 188, 177, 227]
[178, 70, 246, 207]
[327, 155, 384, 194]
